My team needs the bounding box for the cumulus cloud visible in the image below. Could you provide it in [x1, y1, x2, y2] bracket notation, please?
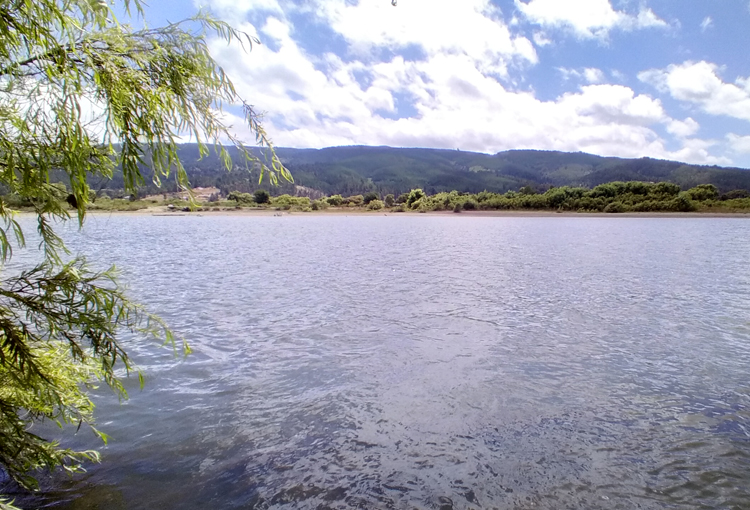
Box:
[532, 31, 552, 47]
[610, 69, 626, 82]
[584, 68, 605, 84]
[639, 61, 750, 121]
[667, 138, 729, 166]
[195, 0, 282, 16]
[666, 117, 700, 138]
[515, 0, 667, 39]
[314, 0, 537, 76]
[195, 0, 729, 166]
[211, 32, 725, 164]
[558, 67, 606, 84]
[728, 134, 750, 154]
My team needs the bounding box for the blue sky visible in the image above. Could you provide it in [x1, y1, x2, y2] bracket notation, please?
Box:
[140, 0, 750, 168]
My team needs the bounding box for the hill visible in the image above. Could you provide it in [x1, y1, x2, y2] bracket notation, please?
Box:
[89, 145, 750, 198]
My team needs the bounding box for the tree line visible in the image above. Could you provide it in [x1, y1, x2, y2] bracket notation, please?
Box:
[213, 182, 750, 214]
[36, 145, 750, 201]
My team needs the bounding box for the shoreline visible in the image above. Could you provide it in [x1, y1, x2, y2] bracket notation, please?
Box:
[70, 207, 750, 219]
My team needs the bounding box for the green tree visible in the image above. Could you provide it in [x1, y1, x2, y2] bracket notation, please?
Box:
[0, 0, 289, 499]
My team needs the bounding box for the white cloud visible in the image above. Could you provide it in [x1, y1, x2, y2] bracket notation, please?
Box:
[310, 0, 537, 77]
[515, 0, 667, 39]
[584, 68, 605, 84]
[639, 61, 750, 121]
[196, 0, 730, 166]
[558, 67, 606, 84]
[210, 29, 727, 165]
[666, 117, 700, 138]
[559, 84, 666, 126]
[728, 134, 750, 154]
[667, 138, 729, 166]
[195, 0, 282, 16]
[610, 69, 626, 82]
[557, 67, 578, 81]
[700, 16, 713, 32]
[532, 31, 552, 47]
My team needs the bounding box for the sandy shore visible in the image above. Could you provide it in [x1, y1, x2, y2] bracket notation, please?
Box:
[74, 207, 750, 219]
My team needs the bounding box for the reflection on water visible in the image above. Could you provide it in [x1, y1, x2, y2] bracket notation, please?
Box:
[6, 215, 750, 509]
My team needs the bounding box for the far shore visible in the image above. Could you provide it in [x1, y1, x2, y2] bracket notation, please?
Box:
[58, 207, 750, 219]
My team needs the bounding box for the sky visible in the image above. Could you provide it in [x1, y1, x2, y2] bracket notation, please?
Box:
[139, 0, 750, 168]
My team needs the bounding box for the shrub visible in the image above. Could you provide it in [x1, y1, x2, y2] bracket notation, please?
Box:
[396, 193, 409, 204]
[475, 190, 498, 202]
[649, 182, 681, 198]
[669, 193, 697, 212]
[227, 191, 254, 204]
[462, 200, 476, 210]
[719, 197, 750, 209]
[685, 184, 718, 201]
[272, 194, 310, 209]
[311, 200, 328, 211]
[518, 194, 548, 209]
[367, 199, 384, 210]
[453, 202, 462, 213]
[604, 201, 628, 213]
[624, 181, 651, 196]
[363, 192, 379, 205]
[590, 182, 626, 199]
[544, 187, 568, 208]
[406, 188, 425, 208]
[326, 194, 343, 206]
[630, 200, 662, 212]
[482, 196, 514, 210]
[2, 194, 33, 208]
[384, 194, 395, 207]
[344, 195, 364, 206]
[721, 189, 750, 200]
[271, 194, 293, 206]
[253, 189, 270, 204]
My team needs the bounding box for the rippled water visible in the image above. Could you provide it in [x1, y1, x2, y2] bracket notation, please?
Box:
[8, 214, 750, 509]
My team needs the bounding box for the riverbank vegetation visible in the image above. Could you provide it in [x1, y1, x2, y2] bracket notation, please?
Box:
[246, 181, 750, 213]
[12, 181, 750, 215]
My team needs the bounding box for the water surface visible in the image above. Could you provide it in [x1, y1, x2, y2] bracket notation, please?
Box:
[9, 215, 750, 509]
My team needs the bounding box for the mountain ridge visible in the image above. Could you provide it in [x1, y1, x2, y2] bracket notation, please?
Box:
[95, 145, 750, 197]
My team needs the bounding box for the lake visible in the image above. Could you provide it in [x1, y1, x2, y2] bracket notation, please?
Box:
[9, 214, 750, 509]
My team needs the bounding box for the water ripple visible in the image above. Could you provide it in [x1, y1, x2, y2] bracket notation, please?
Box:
[8, 215, 750, 509]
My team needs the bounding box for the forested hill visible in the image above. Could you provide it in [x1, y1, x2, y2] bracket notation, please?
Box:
[97, 145, 750, 197]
